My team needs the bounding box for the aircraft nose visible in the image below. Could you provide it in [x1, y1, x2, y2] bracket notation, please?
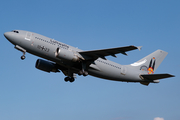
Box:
[4, 32, 11, 39]
[4, 31, 17, 44]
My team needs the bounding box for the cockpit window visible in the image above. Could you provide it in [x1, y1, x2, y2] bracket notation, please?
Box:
[11, 30, 19, 33]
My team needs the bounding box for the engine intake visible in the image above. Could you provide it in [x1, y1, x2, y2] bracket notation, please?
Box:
[55, 48, 79, 62]
[35, 59, 60, 73]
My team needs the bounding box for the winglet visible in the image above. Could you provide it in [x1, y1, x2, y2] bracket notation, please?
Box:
[137, 46, 142, 51]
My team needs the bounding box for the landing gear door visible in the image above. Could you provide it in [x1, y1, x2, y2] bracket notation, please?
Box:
[121, 66, 127, 75]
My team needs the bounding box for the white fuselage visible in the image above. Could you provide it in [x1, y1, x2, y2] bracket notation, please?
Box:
[4, 30, 142, 82]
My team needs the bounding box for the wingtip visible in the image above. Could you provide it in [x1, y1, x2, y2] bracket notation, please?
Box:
[170, 74, 175, 77]
[137, 46, 142, 51]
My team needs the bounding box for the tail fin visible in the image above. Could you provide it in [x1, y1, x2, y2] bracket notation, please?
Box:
[130, 50, 174, 86]
[130, 49, 168, 74]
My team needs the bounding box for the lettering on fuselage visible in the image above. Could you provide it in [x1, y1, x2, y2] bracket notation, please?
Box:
[37, 45, 50, 52]
[35, 37, 69, 50]
[50, 39, 69, 49]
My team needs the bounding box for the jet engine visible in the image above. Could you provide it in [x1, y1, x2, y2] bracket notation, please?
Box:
[35, 59, 60, 73]
[55, 48, 79, 62]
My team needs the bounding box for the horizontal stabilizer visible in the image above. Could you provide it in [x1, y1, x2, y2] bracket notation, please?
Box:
[140, 74, 175, 81]
[140, 82, 150, 86]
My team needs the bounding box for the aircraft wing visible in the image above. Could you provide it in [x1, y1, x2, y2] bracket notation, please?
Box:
[79, 45, 142, 60]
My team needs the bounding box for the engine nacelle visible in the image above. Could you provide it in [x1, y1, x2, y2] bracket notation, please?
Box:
[35, 59, 60, 73]
[55, 48, 79, 62]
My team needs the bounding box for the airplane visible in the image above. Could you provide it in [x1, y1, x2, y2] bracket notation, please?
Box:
[4, 30, 174, 86]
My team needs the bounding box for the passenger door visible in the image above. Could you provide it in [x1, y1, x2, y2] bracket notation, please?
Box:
[121, 66, 127, 75]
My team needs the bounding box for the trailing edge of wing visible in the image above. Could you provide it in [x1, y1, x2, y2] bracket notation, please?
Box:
[140, 74, 175, 81]
[79, 45, 142, 60]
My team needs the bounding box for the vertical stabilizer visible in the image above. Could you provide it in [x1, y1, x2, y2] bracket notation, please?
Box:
[130, 50, 168, 74]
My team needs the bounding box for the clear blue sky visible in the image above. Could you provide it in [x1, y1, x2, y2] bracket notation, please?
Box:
[0, 0, 179, 120]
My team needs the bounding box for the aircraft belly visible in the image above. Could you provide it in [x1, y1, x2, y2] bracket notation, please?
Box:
[88, 64, 119, 80]
[88, 63, 142, 82]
